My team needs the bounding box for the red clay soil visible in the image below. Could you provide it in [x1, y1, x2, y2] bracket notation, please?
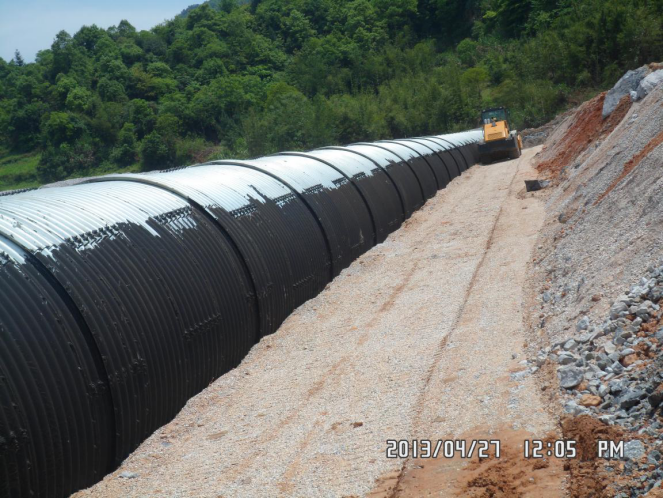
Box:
[372, 415, 656, 498]
[560, 415, 626, 498]
[537, 93, 631, 178]
[594, 127, 663, 205]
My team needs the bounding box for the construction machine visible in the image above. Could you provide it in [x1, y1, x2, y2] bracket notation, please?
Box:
[478, 107, 523, 163]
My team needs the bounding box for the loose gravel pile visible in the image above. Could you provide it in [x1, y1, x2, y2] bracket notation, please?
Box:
[535, 264, 663, 496]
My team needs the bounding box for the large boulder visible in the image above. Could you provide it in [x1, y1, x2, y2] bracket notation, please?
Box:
[602, 66, 648, 118]
[636, 70, 663, 100]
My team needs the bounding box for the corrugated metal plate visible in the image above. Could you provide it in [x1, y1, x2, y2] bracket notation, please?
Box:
[323, 145, 424, 218]
[426, 136, 468, 173]
[0, 181, 257, 465]
[440, 134, 474, 168]
[88, 165, 330, 338]
[435, 130, 483, 168]
[0, 128, 483, 498]
[211, 157, 373, 276]
[398, 139, 454, 188]
[377, 140, 442, 191]
[415, 137, 463, 178]
[451, 130, 483, 163]
[445, 129, 483, 144]
[353, 142, 437, 200]
[282, 150, 403, 243]
[0, 234, 114, 498]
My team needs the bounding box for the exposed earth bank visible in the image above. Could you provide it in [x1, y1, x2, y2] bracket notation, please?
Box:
[525, 66, 663, 497]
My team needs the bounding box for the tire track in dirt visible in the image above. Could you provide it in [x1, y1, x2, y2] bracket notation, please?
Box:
[273, 172, 514, 494]
[274, 161, 525, 495]
[383, 154, 526, 497]
[227, 261, 423, 489]
[276, 259, 427, 493]
[376, 147, 563, 497]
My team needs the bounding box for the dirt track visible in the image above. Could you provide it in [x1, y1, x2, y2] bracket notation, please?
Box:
[76, 146, 564, 498]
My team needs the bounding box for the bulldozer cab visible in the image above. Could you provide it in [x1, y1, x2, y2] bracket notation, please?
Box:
[481, 107, 509, 127]
[481, 107, 511, 144]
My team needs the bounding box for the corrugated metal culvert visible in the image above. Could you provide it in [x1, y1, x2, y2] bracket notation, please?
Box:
[356, 141, 439, 199]
[393, 139, 453, 188]
[280, 149, 403, 243]
[332, 144, 426, 217]
[0, 130, 482, 498]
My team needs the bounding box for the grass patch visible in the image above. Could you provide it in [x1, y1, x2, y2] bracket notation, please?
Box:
[0, 152, 41, 192]
[65, 161, 143, 181]
[0, 152, 40, 176]
[0, 151, 143, 192]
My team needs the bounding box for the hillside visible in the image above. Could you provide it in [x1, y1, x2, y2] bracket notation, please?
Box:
[1, 0, 663, 190]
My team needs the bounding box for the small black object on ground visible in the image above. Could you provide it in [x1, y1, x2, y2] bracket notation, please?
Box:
[525, 179, 551, 192]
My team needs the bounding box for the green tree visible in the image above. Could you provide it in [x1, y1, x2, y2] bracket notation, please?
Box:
[141, 131, 176, 170]
[110, 123, 138, 166]
[12, 50, 24, 67]
[43, 111, 85, 146]
[129, 99, 156, 138]
[97, 77, 127, 102]
[65, 87, 94, 113]
[38, 142, 97, 181]
[7, 102, 47, 151]
[2, 0, 663, 191]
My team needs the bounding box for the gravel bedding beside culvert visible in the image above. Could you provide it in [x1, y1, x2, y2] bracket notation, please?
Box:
[535, 263, 663, 496]
[75, 148, 555, 498]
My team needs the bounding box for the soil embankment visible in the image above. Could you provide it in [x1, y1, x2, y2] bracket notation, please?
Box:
[526, 71, 663, 497]
[530, 83, 663, 347]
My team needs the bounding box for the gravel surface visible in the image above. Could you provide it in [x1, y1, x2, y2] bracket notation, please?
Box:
[75, 147, 554, 498]
[531, 84, 663, 347]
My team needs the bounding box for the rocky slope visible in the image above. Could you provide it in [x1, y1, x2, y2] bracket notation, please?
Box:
[531, 72, 663, 346]
[526, 66, 663, 497]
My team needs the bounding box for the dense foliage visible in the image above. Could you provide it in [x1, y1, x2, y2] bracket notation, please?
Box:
[1, 0, 662, 184]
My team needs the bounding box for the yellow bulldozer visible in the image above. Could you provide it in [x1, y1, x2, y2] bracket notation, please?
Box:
[478, 107, 523, 163]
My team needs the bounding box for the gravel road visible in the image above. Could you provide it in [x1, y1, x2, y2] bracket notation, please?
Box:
[75, 146, 556, 498]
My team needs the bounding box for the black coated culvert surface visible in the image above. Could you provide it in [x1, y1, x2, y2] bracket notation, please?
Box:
[412, 137, 463, 178]
[0, 129, 482, 498]
[90, 165, 330, 340]
[334, 144, 426, 217]
[0, 235, 114, 498]
[377, 140, 442, 193]
[280, 150, 403, 244]
[427, 137, 467, 174]
[216, 155, 375, 277]
[397, 139, 453, 189]
[353, 142, 438, 200]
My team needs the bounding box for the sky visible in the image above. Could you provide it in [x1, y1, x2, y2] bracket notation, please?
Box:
[0, 0, 194, 62]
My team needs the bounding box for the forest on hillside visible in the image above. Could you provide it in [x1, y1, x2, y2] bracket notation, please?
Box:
[1, 0, 662, 188]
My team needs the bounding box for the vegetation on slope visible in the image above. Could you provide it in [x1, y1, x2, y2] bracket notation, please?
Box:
[0, 0, 662, 188]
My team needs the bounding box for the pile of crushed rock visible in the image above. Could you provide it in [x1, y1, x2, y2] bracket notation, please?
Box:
[529, 68, 663, 351]
[534, 264, 663, 496]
